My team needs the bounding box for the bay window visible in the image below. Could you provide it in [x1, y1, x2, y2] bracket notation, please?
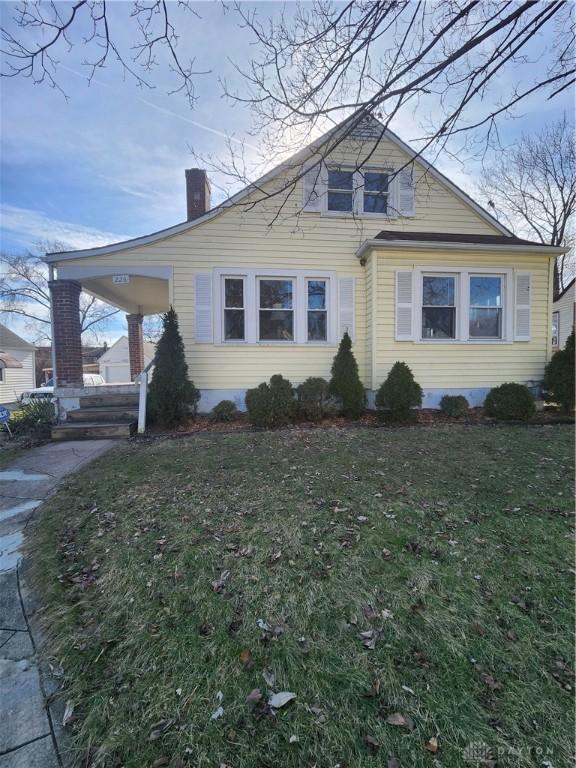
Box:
[259, 279, 294, 341]
[422, 274, 456, 339]
[469, 275, 502, 339]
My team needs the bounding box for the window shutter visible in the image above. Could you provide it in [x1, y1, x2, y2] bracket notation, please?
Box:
[302, 162, 325, 212]
[194, 272, 213, 343]
[397, 166, 416, 217]
[338, 276, 355, 340]
[514, 272, 531, 341]
[396, 270, 414, 340]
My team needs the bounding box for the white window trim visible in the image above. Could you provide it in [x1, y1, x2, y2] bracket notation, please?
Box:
[413, 266, 513, 344]
[323, 166, 399, 219]
[221, 275, 247, 343]
[213, 268, 338, 346]
[306, 277, 329, 342]
[552, 310, 560, 347]
[421, 272, 459, 341]
[257, 275, 296, 343]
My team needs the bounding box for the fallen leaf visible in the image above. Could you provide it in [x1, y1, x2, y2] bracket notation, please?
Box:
[424, 736, 439, 753]
[256, 618, 271, 631]
[470, 622, 486, 636]
[480, 673, 502, 691]
[246, 688, 263, 705]
[504, 628, 517, 642]
[289, 734, 299, 743]
[362, 604, 378, 621]
[364, 677, 381, 698]
[211, 570, 230, 593]
[386, 712, 414, 730]
[239, 648, 253, 668]
[365, 734, 380, 753]
[210, 706, 225, 720]
[149, 718, 177, 740]
[269, 691, 296, 709]
[262, 669, 275, 687]
[387, 755, 400, 768]
[381, 548, 393, 560]
[152, 759, 170, 767]
[62, 700, 74, 727]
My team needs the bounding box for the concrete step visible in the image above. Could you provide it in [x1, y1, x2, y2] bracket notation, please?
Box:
[51, 421, 136, 440]
[67, 406, 139, 422]
[80, 393, 139, 408]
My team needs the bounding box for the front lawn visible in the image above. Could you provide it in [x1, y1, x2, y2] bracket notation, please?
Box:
[32, 425, 574, 767]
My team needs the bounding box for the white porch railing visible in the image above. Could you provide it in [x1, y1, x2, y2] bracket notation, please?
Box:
[135, 359, 155, 434]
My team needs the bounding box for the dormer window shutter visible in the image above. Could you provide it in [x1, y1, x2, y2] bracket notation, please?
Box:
[302, 162, 326, 212]
[398, 166, 416, 217]
[395, 270, 415, 340]
[514, 272, 531, 341]
[338, 276, 355, 340]
[194, 272, 213, 343]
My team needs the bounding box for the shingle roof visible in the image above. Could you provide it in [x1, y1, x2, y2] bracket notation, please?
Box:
[373, 230, 553, 247]
[0, 323, 35, 350]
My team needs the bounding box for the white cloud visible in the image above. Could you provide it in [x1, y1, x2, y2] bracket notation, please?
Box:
[0, 205, 130, 252]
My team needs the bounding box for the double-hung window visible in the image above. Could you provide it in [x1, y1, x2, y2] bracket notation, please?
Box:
[363, 171, 390, 214]
[223, 277, 245, 341]
[258, 279, 294, 341]
[469, 276, 502, 339]
[307, 279, 327, 341]
[422, 275, 456, 339]
[327, 170, 354, 212]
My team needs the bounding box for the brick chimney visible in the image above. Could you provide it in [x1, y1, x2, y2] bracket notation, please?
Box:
[185, 168, 210, 221]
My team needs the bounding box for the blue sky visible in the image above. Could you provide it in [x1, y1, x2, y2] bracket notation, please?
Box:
[1, 2, 573, 342]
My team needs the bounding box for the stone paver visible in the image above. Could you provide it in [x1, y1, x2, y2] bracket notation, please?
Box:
[0, 439, 115, 767]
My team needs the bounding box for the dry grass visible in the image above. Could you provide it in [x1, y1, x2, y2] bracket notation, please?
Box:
[32, 424, 574, 767]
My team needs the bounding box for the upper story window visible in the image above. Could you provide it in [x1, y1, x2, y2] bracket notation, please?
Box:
[422, 274, 456, 339]
[363, 171, 390, 214]
[327, 170, 354, 212]
[223, 277, 245, 341]
[469, 276, 502, 339]
[258, 279, 294, 341]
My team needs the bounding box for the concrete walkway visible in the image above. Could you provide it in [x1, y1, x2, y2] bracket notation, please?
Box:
[0, 440, 115, 767]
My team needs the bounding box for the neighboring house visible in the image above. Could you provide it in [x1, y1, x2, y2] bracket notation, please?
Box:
[45, 114, 565, 414]
[98, 336, 155, 383]
[552, 278, 575, 350]
[0, 323, 36, 405]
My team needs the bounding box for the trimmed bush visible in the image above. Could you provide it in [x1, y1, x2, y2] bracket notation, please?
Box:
[211, 400, 239, 422]
[484, 383, 536, 421]
[147, 307, 200, 427]
[7, 399, 54, 436]
[543, 330, 575, 413]
[297, 377, 335, 421]
[440, 394, 469, 418]
[376, 362, 423, 422]
[245, 374, 295, 428]
[329, 332, 365, 419]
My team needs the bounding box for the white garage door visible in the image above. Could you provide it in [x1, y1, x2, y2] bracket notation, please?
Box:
[105, 365, 130, 383]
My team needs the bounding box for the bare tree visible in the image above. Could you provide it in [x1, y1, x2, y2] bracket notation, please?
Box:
[480, 117, 576, 296]
[1, 2, 575, 217]
[0, 0, 206, 105]
[0, 249, 119, 343]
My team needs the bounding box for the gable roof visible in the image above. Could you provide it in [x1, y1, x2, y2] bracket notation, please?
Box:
[98, 335, 156, 363]
[554, 276, 575, 302]
[46, 112, 513, 263]
[0, 322, 35, 351]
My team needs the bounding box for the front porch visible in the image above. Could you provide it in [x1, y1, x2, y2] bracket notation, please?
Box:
[48, 264, 171, 439]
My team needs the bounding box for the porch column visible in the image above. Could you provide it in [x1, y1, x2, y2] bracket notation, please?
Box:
[126, 313, 145, 379]
[49, 279, 83, 387]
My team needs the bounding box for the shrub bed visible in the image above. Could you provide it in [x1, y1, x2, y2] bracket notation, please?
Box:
[484, 383, 536, 421]
[245, 374, 295, 428]
[440, 394, 469, 418]
[376, 362, 423, 422]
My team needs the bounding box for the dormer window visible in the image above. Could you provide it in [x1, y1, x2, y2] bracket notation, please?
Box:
[327, 170, 354, 212]
[363, 171, 390, 214]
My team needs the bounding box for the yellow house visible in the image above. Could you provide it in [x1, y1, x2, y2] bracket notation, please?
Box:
[46, 114, 565, 434]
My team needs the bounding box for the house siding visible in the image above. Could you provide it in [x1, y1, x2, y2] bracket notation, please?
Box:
[370, 248, 553, 399]
[553, 282, 575, 349]
[54, 135, 552, 405]
[0, 349, 35, 404]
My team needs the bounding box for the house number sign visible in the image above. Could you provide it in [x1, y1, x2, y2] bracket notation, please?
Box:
[112, 275, 130, 284]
